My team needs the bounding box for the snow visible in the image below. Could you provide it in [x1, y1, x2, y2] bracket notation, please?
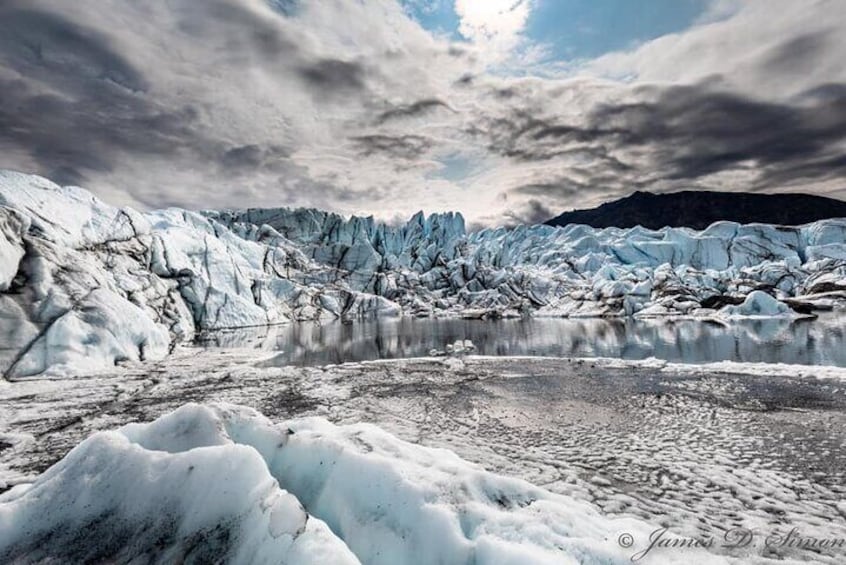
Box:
[3, 169, 846, 375]
[268, 414, 645, 565]
[0, 402, 725, 564]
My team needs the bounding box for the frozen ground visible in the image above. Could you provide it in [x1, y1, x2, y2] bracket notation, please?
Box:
[1, 353, 845, 563]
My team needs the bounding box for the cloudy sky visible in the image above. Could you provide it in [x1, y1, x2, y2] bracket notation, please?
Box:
[1, 0, 845, 227]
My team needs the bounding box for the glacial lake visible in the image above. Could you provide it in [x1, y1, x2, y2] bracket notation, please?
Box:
[196, 314, 846, 368]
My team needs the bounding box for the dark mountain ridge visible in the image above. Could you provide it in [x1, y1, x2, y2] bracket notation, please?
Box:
[545, 190, 846, 230]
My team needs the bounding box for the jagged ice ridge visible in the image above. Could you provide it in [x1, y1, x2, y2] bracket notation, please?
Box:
[2, 170, 846, 376]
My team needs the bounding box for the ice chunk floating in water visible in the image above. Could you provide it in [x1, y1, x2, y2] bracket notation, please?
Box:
[0, 403, 727, 564]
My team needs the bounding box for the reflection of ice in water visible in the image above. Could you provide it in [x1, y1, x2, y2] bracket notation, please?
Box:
[196, 314, 846, 367]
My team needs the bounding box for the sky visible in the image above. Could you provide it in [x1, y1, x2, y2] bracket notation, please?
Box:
[1, 0, 845, 228]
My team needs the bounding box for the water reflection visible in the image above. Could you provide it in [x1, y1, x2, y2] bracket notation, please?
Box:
[196, 314, 846, 367]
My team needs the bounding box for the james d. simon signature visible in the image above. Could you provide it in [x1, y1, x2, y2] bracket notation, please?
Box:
[617, 526, 845, 561]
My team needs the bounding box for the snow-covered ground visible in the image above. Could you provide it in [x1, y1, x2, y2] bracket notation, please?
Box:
[2, 352, 845, 563]
[3, 169, 846, 376]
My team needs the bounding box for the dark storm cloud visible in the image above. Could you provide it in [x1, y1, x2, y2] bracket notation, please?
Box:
[479, 112, 636, 179]
[593, 85, 846, 186]
[298, 59, 367, 92]
[374, 98, 451, 124]
[0, 6, 197, 181]
[509, 173, 639, 217]
[479, 111, 626, 161]
[0, 2, 341, 200]
[804, 82, 846, 100]
[350, 134, 434, 160]
[502, 199, 556, 226]
[515, 182, 581, 198]
[763, 30, 834, 75]
[0, 57, 201, 186]
[485, 83, 846, 202]
[0, 8, 147, 93]
[220, 145, 293, 170]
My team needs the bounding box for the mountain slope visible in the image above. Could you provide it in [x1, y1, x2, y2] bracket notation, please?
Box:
[545, 190, 846, 230]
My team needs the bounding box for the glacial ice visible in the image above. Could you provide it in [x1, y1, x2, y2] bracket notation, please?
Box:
[2, 169, 846, 375]
[0, 405, 359, 565]
[10, 288, 171, 376]
[717, 290, 797, 319]
[0, 403, 725, 564]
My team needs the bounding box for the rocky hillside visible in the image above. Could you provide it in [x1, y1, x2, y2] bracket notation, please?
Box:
[546, 190, 846, 230]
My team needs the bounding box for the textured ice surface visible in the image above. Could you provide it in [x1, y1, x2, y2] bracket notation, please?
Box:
[1, 355, 844, 563]
[3, 170, 846, 375]
[0, 402, 714, 565]
[717, 290, 796, 318]
[0, 405, 358, 564]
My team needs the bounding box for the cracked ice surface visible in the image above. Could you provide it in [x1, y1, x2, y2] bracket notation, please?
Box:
[1, 354, 845, 563]
[3, 169, 846, 375]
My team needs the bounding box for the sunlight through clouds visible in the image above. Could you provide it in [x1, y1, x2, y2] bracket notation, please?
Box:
[454, 0, 532, 55]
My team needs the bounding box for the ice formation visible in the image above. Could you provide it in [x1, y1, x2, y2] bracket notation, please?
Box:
[0, 403, 725, 564]
[0, 409, 358, 564]
[2, 170, 846, 376]
[717, 290, 797, 318]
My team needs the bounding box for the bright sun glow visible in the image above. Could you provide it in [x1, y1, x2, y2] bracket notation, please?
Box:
[454, 0, 531, 47]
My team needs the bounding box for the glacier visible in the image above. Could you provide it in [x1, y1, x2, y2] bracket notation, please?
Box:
[2, 169, 846, 376]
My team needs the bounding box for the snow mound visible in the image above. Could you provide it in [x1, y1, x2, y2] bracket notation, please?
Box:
[718, 290, 797, 319]
[0, 403, 724, 564]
